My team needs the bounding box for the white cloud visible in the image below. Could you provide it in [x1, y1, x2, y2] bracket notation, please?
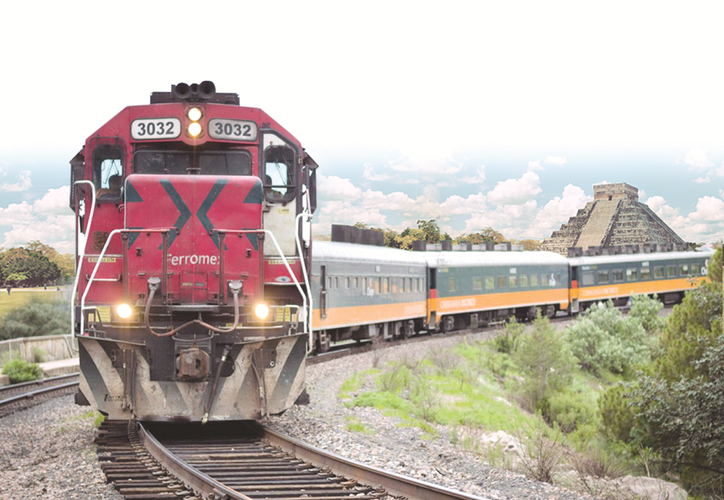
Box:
[1, 215, 76, 253]
[487, 171, 542, 205]
[315, 200, 388, 236]
[0, 185, 75, 253]
[363, 163, 392, 182]
[683, 147, 715, 169]
[386, 144, 463, 177]
[317, 173, 362, 201]
[693, 176, 710, 184]
[529, 184, 592, 236]
[0, 170, 32, 192]
[461, 165, 486, 184]
[688, 196, 724, 223]
[645, 194, 724, 242]
[527, 160, 544, 171]
[645, 195, 685, 228]
[0, 202, 34, 226]
[544, 156, 567, 166]
[33, 186, 70, 216]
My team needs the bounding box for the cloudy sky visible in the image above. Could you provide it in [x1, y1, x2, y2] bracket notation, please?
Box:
[1, 1, 723, 254]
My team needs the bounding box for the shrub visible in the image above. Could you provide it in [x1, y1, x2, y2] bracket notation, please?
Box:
[514, 316, 576, 413]
[598, 383, 638, 443]
[547, 386, 598, 434]
[566, 301, 649, 375]
[410, 379, 440, 422]
[0, 299, 71, 340]
[517, 417, 568, 484]
[377, 363, 412, 393]
[494, 317, 525, 353]
[628, 294, 664, 334]
[2, 358, 43, 383]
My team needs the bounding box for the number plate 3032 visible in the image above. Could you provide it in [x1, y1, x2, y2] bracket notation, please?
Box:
[131, 118, 181, 140]
[208, 119, 258, 141]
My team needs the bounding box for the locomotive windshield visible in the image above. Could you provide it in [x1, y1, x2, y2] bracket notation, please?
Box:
[134, 147, 252, 176]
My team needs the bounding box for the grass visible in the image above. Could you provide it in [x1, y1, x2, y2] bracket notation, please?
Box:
[0, 289, 68, 321]
[338, 333, 637, 493]
[345, 416, 373, 434]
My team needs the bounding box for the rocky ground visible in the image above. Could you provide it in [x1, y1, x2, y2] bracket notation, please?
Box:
[266, 332, 606, 500]
[0, 325, 686, 500]
[0, 396, 122, 499]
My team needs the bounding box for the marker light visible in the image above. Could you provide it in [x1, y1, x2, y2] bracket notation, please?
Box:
[254, 303, 270, 320]
[116, 303, 133, 319]
[188, 122, 202, 137]
[187, 107, 202, 121]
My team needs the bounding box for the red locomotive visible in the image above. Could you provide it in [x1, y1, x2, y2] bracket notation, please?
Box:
[70, 82, 317, 421]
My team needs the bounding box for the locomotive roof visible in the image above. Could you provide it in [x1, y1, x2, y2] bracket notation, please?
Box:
[313, 241, 428, 266]
[567, 249, 714, 267]
[425, 250, 569, 268]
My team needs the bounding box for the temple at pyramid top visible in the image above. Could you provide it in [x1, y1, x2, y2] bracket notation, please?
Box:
[539, 182, 687, 256]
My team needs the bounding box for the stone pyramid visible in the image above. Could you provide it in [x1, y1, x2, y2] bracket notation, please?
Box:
[540, 183, 686, 256]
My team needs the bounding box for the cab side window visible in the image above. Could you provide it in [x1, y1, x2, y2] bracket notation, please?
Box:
[263, 134, 296, 204]
[93, 145, 123, 202]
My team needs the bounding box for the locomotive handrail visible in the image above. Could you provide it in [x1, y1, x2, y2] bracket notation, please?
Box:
[70, 181, 97, 351]
[295, 210, 314, 352]
[78, 227, 175, 338]
[216, 229, 309, 336]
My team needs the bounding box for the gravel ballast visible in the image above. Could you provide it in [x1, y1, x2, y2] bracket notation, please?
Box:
[0, 396, 122, 499]
[266, 332, 602, 500]
[0, 330, 597, 499]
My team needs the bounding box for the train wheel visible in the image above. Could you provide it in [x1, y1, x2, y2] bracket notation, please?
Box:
[545, 305, 556, 319]
[402, 320, 414, 339]
[442, 316, 455, 333]
[316, 330, 330, 353]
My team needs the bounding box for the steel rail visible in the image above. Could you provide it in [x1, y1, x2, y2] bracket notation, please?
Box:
[0, 372, 79, 395]
[261, 425, 490, 500]
[0, 380, 79, 409]
[137, 422, 254, 500]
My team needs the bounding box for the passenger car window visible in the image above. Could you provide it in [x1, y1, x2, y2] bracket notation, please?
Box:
[627, 268, 638, 281]
[473, 277, 483, 291]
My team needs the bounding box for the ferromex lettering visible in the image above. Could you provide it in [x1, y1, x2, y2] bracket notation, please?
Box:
[170, 254, 219, 266]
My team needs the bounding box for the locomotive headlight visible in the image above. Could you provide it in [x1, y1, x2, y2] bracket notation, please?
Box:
[187, 107, 202, 121]
[116, 303, 133, 319]
[254, 302, 270, 320]
[188, 122, 203, 137]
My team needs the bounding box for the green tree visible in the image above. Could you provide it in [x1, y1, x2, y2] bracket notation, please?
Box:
[0, 247, 61, 287]
[512, 239, 542, 251]
[26, 241, 76, 283]
[598, 281, 724, 495]
[456, 227, 507, 245]
[654, 281, 722, 382]
[707, 245, 722, 283]
[416, 219, 443, 244]
[396, 228, 426, 250]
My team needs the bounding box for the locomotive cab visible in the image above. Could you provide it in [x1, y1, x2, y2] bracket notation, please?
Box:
[69, 82, 317, 422]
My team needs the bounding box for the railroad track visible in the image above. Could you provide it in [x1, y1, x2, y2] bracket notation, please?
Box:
[0, 373, 79, 418]
[97, 420, 488, 500]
